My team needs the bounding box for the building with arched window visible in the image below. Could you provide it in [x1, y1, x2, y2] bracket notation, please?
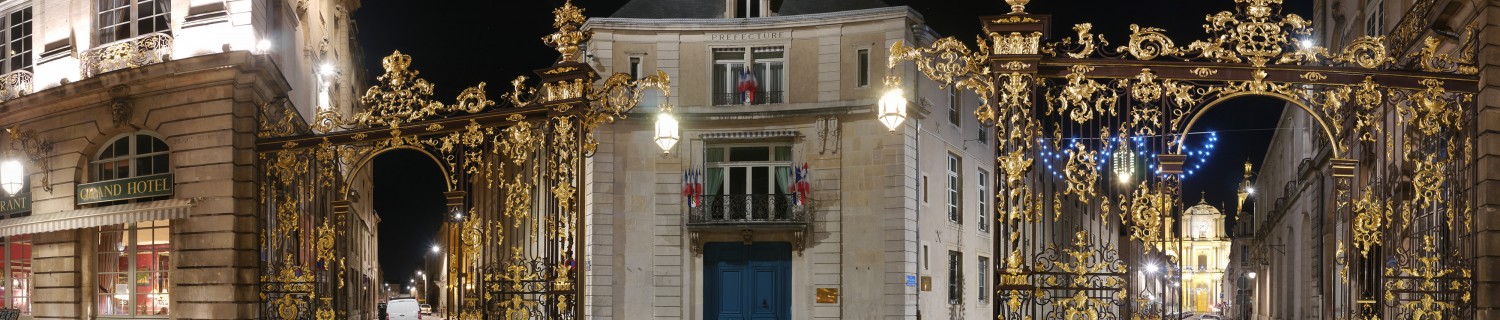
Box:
[0, 0, 370, 319]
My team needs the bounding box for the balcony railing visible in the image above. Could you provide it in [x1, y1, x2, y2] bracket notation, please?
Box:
[81, 32, 173, 79]
[688, 194, 807, 227]
[713, 91, 785, 106]
[0, 70, 31, 101]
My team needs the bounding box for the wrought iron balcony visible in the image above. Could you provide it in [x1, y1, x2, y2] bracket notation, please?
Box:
[688, 194, 807, 229]
[81, 32, 173, 78]
[712, 90, 785, 106]
[0, 70, 31, 101]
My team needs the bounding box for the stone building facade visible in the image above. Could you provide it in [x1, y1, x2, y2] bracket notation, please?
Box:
[0, 0, 369, 319]
[1178, 198, 1231, 314]
[581, 1, 995, 319]
[1239, 0, 1495, 318]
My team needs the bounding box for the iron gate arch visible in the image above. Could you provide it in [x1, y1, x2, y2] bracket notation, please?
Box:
[886, 0, 1477, 318]
[252, 2, 670, 319]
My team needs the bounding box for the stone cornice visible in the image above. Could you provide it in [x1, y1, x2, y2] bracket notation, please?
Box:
[584, 6, 921, 32]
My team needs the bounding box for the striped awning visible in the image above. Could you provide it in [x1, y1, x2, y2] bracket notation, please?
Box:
[700, 131, 799, 140]
[0, 198, 194, 237]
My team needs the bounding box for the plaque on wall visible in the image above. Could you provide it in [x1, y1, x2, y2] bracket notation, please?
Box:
[920, 276, 932, 291]
[815, 288, 838, 303]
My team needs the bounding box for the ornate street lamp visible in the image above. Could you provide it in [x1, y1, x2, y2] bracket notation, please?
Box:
[878, 87, 907, 131]
[1112, 136, 1135, 184]
[0, 159, 22, 195]
[654, 103, 679, 153]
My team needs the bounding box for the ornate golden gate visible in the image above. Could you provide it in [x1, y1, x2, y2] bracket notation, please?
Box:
[252, 2, 668, 319]
[886, 0, 1476, 318]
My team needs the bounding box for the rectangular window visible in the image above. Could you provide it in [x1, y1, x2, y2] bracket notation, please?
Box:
[1365, 0, 1384, 36]
[948, 87, 960, 125]
[2, 235, 30, 314]
[3, 7, 32, 73]
[702, 144, 794, 221]
[977, 256, 989, 303]
[734, 0, 763, 18]
[856, 49, 870, 87]
[96, 220, 171, 317]
[628, 57, 641, 80]
[922, 245, 928, 270]
[97, 0, 171, 44]
[977, 170, 989, 232]
[947, 154, 961, 224]
[713, 46, 784, 105]
[948, 250, 962, 304]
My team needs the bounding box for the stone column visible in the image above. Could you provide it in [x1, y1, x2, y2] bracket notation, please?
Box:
[32, 230, 80, 320]
[1476, 3, 1500, 318]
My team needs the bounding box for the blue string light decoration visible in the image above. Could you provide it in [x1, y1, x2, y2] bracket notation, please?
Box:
[1036, 131, 1219, 181]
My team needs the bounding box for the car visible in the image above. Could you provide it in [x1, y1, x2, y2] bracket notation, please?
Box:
[387, 298, 422, 320]
[420, 304, 432, 315]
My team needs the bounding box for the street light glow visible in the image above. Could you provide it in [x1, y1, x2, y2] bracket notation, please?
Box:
[1146, 263, 1160, 274]
[1247, 186, 1256, 195]
[0, 159, 23, 195]
[319, 63, 337, 77]
[432, 245, 440, 253]
[653, 110, 679, 153]
[1247, 271, 1257, 279]
[877, 87, 907, 131]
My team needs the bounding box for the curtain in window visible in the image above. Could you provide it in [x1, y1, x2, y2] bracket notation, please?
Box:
[773, 146, 791, 195]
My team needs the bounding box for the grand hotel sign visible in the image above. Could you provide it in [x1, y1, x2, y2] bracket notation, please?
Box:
[76, 173, 174, 205]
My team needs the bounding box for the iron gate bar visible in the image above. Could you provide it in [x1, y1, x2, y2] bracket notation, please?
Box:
[1031, 60, 1479, 92]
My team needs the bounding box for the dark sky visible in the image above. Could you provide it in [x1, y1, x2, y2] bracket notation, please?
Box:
[353, 0, 1311, 284]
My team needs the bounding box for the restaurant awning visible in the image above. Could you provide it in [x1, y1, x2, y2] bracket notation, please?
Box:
[0, 198, 194, 237]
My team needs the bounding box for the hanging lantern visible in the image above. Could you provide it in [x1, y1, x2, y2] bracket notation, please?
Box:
[1112, 138, 1135, 184]
[0, 159, 21, 195]
[878, 87, 907, 131]
[654, 104, 680, 153]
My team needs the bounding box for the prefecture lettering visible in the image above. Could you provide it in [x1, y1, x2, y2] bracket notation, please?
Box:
[707, 31, 790, 42]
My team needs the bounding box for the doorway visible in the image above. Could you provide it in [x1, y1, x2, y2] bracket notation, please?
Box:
[704, 242, 790, 320]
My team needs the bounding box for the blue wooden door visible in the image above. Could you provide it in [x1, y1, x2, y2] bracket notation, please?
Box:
[705, 242, 790, 320]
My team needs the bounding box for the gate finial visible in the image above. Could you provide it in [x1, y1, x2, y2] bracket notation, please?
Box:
[1005, 0, 1029, 14]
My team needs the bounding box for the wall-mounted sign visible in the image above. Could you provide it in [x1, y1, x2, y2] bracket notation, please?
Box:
[815, 288, 839, 303]
[0, 193, 28, 215]
[77, 173, 174, 205]
[920, 276, 932, 291]
[707, 31, 790, 42]
[905, 274, 917, 287]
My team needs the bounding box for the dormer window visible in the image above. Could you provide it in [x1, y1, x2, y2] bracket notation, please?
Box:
[733, 0, 768, 18]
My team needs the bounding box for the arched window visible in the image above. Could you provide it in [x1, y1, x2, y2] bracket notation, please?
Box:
[93, 133, 169, 182]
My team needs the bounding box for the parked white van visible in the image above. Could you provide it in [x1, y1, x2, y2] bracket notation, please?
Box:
[387, 298, 422, 320]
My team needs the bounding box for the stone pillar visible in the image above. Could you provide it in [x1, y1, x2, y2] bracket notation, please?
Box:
[32, 230, 80, 320]
[1476, 3, 1500, 318]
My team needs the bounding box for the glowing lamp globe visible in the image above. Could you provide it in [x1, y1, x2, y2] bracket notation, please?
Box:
[878, 88, 907, 131]
[0, 160, 22, 195]
[654, 111, 680, 153]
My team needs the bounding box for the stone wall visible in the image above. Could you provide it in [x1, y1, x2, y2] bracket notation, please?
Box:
[0, 52, 287, 319]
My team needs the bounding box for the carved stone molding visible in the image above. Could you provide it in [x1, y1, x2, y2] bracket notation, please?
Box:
[109, 99, 133, 127]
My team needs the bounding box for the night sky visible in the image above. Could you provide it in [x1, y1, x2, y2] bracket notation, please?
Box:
[352, 0, 1310, 286]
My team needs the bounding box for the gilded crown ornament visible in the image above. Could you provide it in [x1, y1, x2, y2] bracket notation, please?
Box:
[544, 0, 591, 63]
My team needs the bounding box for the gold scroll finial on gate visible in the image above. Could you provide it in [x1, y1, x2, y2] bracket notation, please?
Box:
[544, 0, 591, 63]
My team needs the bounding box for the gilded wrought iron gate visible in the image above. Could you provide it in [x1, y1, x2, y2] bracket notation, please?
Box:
[887, 0, 1478, 318]
[252, 2, 668, 319]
